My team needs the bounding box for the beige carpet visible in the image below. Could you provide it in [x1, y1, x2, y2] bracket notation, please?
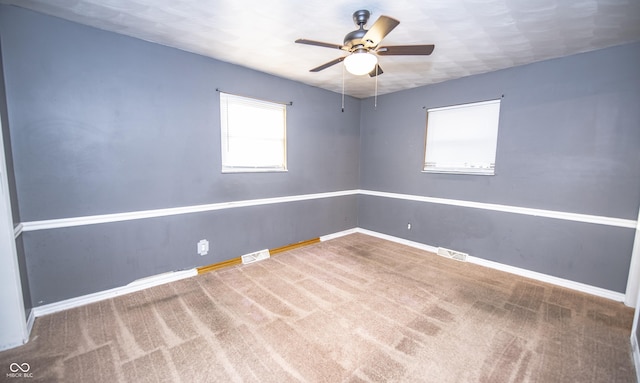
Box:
[0, 233, 636, 382]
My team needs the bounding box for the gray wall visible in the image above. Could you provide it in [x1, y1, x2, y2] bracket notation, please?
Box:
[24, 197, 356, 304]
[1, 6, 360, 221]
[0, 6, 360, 305]
[1, 5, 639, 305]
[0, 30, 30, 316]
[0, 35, 19, 226]
[358, 195, 633, 292]
[359, 42, 640, 293]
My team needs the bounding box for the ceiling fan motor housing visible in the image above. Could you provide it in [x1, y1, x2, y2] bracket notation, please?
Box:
[344, 29, 367, 49]
[344, 10, 371, 49]
[352, 10, 370, 26]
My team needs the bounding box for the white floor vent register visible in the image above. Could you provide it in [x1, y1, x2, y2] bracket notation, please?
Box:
[241, 249, 271, 265]
[437, 247, 468, 262]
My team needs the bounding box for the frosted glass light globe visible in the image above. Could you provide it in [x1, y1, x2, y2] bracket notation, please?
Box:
[344, 51, 378, 76]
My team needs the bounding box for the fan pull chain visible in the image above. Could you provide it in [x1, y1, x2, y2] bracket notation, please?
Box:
[341, 63, 345, 112]
[374, 64, 378, 110]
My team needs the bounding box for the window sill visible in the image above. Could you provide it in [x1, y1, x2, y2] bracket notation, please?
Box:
[422, 168, 495, 176]
[222, 167, 288, 174]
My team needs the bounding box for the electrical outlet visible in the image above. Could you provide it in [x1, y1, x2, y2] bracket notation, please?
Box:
[197, 239, 209, 256]
[407, 223, 411, 230]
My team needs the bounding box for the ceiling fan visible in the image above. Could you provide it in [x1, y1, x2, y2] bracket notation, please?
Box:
[296, 10, 435, 77]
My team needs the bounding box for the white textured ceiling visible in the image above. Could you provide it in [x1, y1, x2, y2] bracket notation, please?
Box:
[2, 0, 640, 98]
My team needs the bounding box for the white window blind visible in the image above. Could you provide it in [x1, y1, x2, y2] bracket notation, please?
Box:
[423, 99, 501, 175]
[220, 92, 287, 172]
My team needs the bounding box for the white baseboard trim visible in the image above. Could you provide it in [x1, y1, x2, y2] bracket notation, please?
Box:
[632, 332, 640, 383]
[26, 309, 35, 337]
[32, 268, 197, 318]
[355, 228, 439, 253]
[0, 339, 27, 352]
[29, 227, 626, 321]
[29, 230, 355, 319]
[466, 255, 625, 302]
[624, 221, 640, 307]
[351, 228, 625, 303]
[320, 228, 358, 241]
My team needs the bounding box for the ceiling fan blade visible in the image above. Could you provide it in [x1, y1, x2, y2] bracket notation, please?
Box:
[295, 39, 345, 50]
[310, 57, 345, 72]
[362, 16, 400, 49]
[376, 44, 435, 56]
[369, 65, 383, 77]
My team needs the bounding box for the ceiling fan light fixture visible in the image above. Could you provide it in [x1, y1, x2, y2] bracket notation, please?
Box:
[344, 50, 377, 75]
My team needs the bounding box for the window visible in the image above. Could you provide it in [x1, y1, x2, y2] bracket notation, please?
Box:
[220, 92, 287, 172]
[423, 99, 501, 175]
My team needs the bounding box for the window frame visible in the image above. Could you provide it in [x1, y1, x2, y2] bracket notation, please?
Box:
[422, 99, 501, 176]
[219, 92, 288, 173]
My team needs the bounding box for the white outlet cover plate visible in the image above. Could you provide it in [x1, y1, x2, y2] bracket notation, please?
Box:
[197, 239, 209, 256]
